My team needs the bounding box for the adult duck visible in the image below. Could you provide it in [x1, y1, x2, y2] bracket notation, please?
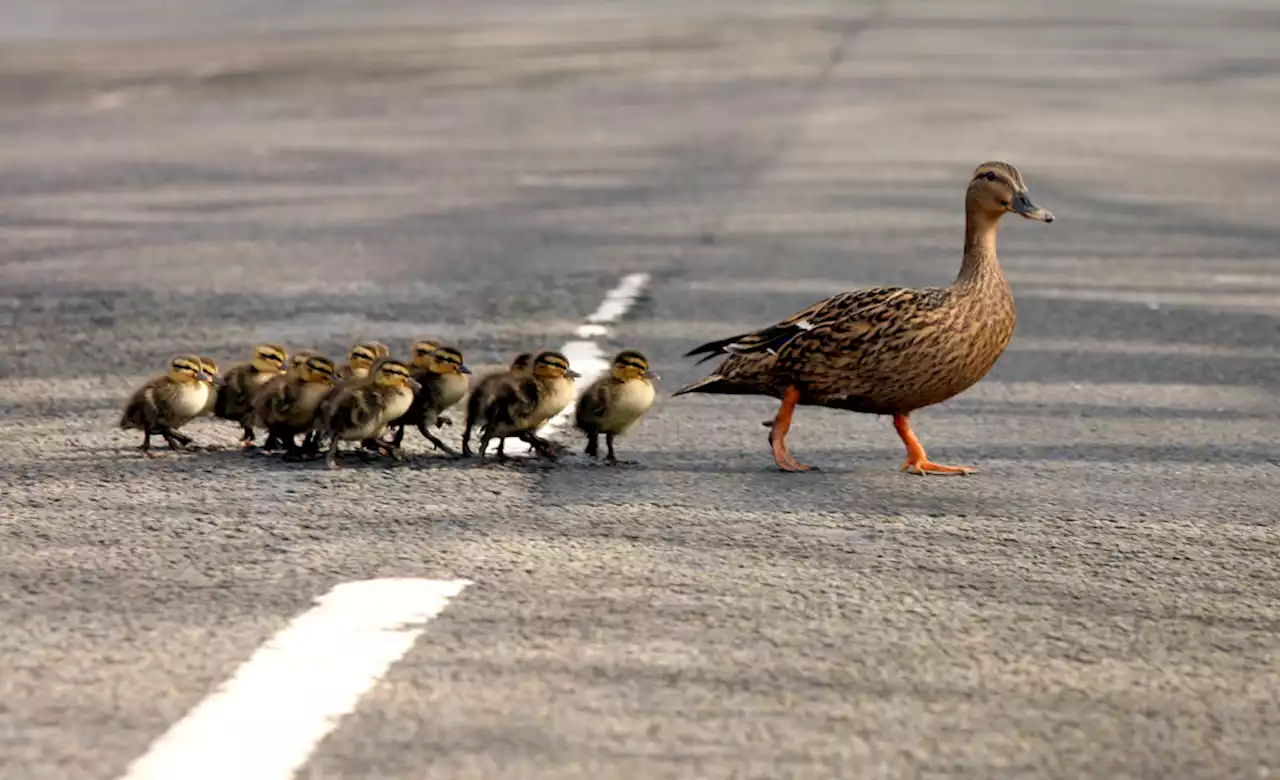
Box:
[673, 161, 1054, 475]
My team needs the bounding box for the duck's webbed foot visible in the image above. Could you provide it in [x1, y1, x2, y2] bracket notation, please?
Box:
[893, 414, 975, 477]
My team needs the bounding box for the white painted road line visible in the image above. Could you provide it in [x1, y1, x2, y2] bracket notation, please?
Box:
[489, 272, 650, 456]
[118, 578, 471, 780]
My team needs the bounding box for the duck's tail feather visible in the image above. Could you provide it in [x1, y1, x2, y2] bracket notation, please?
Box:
[684, 323, 806, 365]
[670, 374, 728, 397]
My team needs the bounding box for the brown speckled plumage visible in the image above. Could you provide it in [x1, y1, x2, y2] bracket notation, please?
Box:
[675, 161, 1054, 475]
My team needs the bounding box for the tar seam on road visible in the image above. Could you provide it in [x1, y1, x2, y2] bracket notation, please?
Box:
[488, 272, 650, 457]
[117, 578, 472, 780]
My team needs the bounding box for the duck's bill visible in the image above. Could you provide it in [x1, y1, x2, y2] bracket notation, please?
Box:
[1012, 192, 1054, 222]
[458, 364, 472, 375]
[643, 370, 660, 380]
[566, 369, 582, 379]
[406, 378, 422, 392]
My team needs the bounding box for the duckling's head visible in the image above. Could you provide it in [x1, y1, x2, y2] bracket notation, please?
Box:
[167, 355, 211, 384]
[304, 355, 337, 385]
[610, 349, 659, 381]
[372, 359, 421, 392]
[510, 352, 533, 373]
[967, 162, 1054, 223]
[251, 344, 288, 374]
[429, 346, 472, 376]
[410, 339, 441, 370]
[197, 356, 220, 384]
[346, 343, 380, 376]
[288, 348, 319, 372]
[531, 350, 581, 380]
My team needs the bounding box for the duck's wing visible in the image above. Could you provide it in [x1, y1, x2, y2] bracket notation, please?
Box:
[256, 377, 297, 424]
[484, 376, 538, 429]
[684, 286, 926, 364]
[572, 377, 612, 428]
[330, 387, 379, 432]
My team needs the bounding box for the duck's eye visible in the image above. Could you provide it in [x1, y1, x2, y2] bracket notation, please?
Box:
[984, 171, 999, 182]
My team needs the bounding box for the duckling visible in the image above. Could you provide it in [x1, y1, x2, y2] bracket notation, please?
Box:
[213, 344, 288, 445]
[196, 355, 221, 417]
[461, 351, 532, 458]
[253, 354, 338, 460]
[474, 350, 580, 464]
[405, 338, 446, 420]
[319, 359, 420, 469]
[288, 348, 319, 372]
[387, 345, 471, 456]
[574, 349, 659, 464]
[338, 341, 391, 380]
[258, 348, 318, 451]
[120, 355, 213, 456]
[675, 161, 1054, 475]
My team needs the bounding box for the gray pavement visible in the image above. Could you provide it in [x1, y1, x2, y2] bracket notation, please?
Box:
[2, 1, 1279, 778]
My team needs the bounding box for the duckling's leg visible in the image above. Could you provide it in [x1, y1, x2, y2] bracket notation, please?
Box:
[893, 414, 975, 476]
[604, 433, 633, 465]
[584, 432, 599, 458]
[138, 430, 159, 458]
[325, 437, 343, 469]
[768, 386, 818, 472]
[461, 418, 477, 457]
[519, 433, 559, 461]
[416, 421, 460, 458]
[160, 428, 189, 452]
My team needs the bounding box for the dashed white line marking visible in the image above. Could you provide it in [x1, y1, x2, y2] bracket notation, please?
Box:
[488, 272, 649, 456]
[118, 578, 471, 780]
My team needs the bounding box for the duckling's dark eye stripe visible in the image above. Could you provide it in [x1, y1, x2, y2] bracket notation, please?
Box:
[620, 360, 647, 370]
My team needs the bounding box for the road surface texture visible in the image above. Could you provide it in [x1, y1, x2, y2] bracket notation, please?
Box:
[2, 0, 1279, 778]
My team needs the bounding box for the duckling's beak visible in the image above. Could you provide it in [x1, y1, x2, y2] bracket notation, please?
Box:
[458, 364, 472, 375]
[197, 370, 212, 383]
[566, 368, 582, 379]
[406, 378, 422, 392]
[1011, 191, 1054, 223]
[643, 370, 660, 380]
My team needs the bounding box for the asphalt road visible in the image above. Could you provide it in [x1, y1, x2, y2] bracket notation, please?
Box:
[2, 1, 1280, 778]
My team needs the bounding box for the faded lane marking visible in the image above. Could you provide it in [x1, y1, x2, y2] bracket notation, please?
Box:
[119, 578, 471, 780]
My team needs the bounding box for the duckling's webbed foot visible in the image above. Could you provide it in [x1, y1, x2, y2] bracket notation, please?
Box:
[520, 433, 559, 461]
[584, 433, 599, 458]
[768, 386, 819, 473]
[424, 431, 461, 458]
[893, 414, 975, 477]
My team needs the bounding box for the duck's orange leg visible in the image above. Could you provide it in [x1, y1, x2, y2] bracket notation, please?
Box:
[893, 414, 975, 476]
[768, 386, 819, 472]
